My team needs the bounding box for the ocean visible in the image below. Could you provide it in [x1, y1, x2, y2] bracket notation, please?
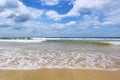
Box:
[0, 38, 120, 70]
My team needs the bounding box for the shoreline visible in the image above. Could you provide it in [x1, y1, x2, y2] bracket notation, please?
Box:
[0, 67, 119, 71]
[0, 68, 120, 80]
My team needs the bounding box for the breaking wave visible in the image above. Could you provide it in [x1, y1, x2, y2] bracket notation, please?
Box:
[0, 38, 120, 70]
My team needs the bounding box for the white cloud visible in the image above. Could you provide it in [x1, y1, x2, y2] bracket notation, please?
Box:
[68, 0, 120, 26]
[0, 0, 18, 9]
[28, 7, 43, 19]
[40, 0, 60, 6]
[65, 21, 76, 26]
[46, 0, 120, 28]
[51, 23, 65, 29]
[16, 1, 43, 19]
[67, 0, 110, 17]
[104, 8, 120, 25]
[0, 18, 14, 28]
[51, 21, 77, 29]
[75, 15, 114, 29]
[46, 0, 112, 20]
[0, 0, 44, 26]
[46, 10, 62, 21]
[101, 21, 114, 26]
[0, 0, 45, 37]
[0, 0, 120, 36]
[0, 10, 13, 18]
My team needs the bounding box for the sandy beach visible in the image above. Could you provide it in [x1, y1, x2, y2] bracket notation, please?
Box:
[0, 68, 120, 80]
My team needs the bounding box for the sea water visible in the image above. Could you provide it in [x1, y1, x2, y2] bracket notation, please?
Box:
[0, 38, 120, 70]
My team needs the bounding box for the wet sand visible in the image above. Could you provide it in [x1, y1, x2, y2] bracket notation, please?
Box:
[0, 68, 120, 80]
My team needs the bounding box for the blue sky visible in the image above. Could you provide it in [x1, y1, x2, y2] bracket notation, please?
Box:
[0, 0, 120, 37]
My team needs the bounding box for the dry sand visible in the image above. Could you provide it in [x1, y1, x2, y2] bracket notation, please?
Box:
[0, 68, 120, 80]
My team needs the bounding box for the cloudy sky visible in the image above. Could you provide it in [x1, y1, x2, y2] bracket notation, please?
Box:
[0, 0, 120, 37]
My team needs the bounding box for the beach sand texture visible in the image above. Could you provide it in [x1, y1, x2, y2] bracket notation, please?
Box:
[0, 68, 120, 80]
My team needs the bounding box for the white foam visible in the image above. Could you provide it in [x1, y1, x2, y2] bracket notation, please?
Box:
[0, 38, 120, 44]
[0, 47, 119, 70]
[107, 42, 120, 46]
[36, 38, 120, 41]
[0, 39, 120, 70]
[0, 39, 46, 43]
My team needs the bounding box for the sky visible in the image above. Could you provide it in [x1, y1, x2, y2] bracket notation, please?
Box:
[0, 0, 120, 37]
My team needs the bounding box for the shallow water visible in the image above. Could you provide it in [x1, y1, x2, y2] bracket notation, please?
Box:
[0, 39, 120, 70]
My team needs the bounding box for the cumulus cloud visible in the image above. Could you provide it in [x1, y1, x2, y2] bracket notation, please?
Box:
[14, 14, 32, 22]
[45, 0, 111, 21]
[0, 0, 120, 37]
[65, 21, 76, 26]
[46, 0, 120, 29]
[51, 21, 76, 29]
[104, 8, 120, 25]
[0, 0, 44, 28]
[40, 0, 60, 6]
[0, 0, 18, 9]
[0, 14, 15, 29]
[0, 0, 46, 37]
[76, 15, 114, 29]
[46, 10, 62, 21]
[66, 0, 110, 17]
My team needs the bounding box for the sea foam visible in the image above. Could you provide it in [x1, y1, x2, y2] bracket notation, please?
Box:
[0, 38, 120, 70]
[0, 39, 46, 43]
[0, 47, 119, 70]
